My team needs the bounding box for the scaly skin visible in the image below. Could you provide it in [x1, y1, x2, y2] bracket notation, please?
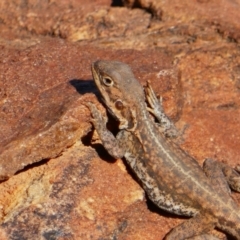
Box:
[88, 60, 240, 239]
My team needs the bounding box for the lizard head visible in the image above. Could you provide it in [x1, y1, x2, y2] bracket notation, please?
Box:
[91, 60, 145, 131]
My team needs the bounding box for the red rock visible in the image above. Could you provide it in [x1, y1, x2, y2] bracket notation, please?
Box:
[0, 39, 174, 180]
[0, 0, 239, 239]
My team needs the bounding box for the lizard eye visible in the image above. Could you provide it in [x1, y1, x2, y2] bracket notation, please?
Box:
[102, 77, 113, 87]
[115, 100, 124, 110]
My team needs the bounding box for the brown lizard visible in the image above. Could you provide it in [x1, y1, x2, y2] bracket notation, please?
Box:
[87, 60, 240, 239]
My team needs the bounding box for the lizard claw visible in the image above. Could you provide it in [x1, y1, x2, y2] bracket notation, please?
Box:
[86, 101, 108, 126]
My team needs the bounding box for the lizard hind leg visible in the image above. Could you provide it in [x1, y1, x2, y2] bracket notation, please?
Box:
[164, 213, 218, 240]
[203, 158, 231, 195]
[203, 158, 240, 193]
[220, 161, 240, 192]
[203, 159, 240, 240]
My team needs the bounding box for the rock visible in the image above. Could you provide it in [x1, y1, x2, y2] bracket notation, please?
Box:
[0, 143, 145, 239]
[0, 0, 239, 239]
[0, 39, 175, 180]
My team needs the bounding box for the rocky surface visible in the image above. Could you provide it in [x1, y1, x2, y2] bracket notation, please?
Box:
[0, 0, 239, 239]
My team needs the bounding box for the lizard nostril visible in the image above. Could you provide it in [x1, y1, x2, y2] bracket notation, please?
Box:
[115, 100, 124, 110]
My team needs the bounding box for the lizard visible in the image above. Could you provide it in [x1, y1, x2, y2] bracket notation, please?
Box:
[87, 60, 240, 239]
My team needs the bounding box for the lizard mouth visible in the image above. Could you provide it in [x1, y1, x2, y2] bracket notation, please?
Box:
[91, 63, 101, 88]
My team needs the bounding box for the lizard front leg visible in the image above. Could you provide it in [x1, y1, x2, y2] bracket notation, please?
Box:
[144, 80, 178, 138]
[87, 102, 125, 159]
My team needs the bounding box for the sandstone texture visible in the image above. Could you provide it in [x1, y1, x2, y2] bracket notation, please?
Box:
[0, 0, 239, 239]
